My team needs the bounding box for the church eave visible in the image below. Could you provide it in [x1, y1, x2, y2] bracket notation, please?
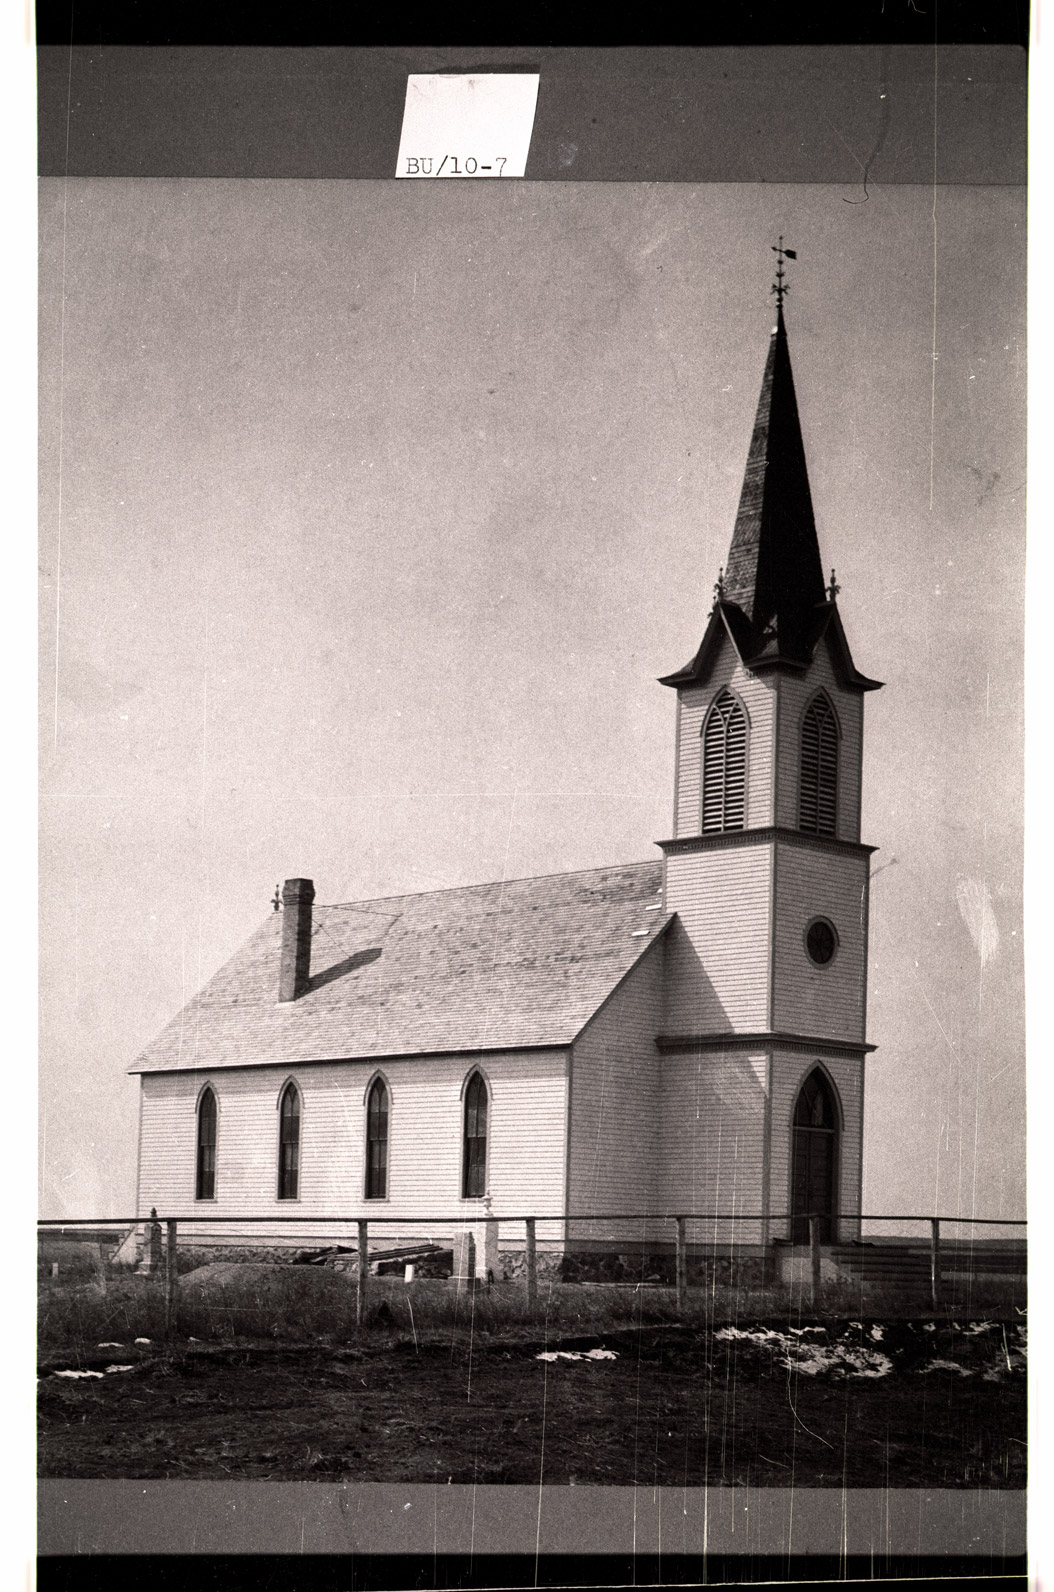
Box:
[658, 604, 749, 688]
[821, 606, 883, 691]
[128, 1040, 569, 1077]
[660, 602, 881, 694]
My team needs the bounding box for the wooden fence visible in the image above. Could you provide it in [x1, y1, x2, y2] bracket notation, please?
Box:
[38, 1210, 1027, 1336]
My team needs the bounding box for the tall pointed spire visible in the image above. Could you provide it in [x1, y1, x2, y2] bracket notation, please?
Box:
[721, 255, 826, 663]
[660, 246, 881, 692]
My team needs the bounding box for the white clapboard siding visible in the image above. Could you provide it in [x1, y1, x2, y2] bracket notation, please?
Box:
[566, 937, 665, 1244]
[771, 843, 868, 1041]
[663, 842, 772, 1031]
[138, 1048, 569, 1245]
[774, 640, 864, 842]
[658, 1050, 769, 1244]
[767, 1050, 864, 1240]
[673, 638, 776, 836]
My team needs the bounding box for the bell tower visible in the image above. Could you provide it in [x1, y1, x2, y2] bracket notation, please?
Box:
[655, 246, 882, 1247]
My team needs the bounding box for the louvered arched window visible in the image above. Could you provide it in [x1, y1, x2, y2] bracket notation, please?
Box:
[365, 1077, 389, 1200]
[701, 689, 747, 832]
[462, 1071, 488, 1199]
[196, 1087, 216, 1201]
[799, 693, 839, 836]
[277, 1083, 300, 1200]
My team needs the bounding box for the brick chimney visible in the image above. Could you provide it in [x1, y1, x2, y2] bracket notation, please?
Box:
[278, 878, 315, 1002]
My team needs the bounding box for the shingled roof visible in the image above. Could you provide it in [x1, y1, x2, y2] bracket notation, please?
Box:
[130, 860, 671, 1073]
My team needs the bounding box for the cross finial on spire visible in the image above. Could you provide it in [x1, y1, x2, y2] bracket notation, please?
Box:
[770, 236, 797, 311]
[712, 566, 725, 608]
[827, 567, 840, 602]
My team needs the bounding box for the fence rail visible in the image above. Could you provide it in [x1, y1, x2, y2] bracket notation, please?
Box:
[36, 1212, 1029, 1226]
[39, 1209, 1026, 1332]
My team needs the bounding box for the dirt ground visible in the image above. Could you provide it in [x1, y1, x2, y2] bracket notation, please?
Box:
[38, 1318, 1026, 1488]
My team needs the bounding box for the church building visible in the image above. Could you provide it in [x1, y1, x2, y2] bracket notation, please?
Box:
[130, 254, 882, 1271]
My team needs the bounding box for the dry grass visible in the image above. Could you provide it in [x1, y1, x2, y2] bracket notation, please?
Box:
[36, 1259, 1025, 1363]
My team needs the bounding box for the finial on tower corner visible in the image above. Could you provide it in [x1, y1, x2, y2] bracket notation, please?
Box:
[827, 567, 840, 602]
[272, 885, 281, 913]
[712, 567, 725, 609]
[770, 236, 797, 313]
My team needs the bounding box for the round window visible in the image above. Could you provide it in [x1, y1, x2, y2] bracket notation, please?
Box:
[805, 918, 838, 966]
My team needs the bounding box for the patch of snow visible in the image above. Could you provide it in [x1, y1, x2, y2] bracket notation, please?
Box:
[869, 1325, 885, 1341]
[104, 1364, 134, 1374]
[962, 1321, 996, 1335]
[134, 1337, 151, 1345]
[715, 1327, 785, 1345]
[790, 1343, 893, 1378]
[715, 1326, 890, 1376]
[920, 1359, 974, 1376]
[536, 1348, 619, 1363]
[97, 1342, 124, 1349]
[53, 1369, 103, 1379]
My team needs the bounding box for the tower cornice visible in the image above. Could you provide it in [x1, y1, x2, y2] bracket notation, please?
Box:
[655, 1031, 877, 1057]
[658, 827, 877, 860]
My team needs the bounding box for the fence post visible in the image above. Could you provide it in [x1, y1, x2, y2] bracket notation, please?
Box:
[146, 1208, 163, 1274]
[930, 1217, 942, 1310]
[525, 1218, 537, 1312]
[675, 1217, 687, 1313]
[356, 1219, 369, 1326]
[164, 1220, 178, 1337]
[809, 1216, 821, 1311]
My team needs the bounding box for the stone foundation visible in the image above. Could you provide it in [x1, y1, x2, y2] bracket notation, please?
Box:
[557, 1250, 775, 1288]
[496, 1248, 564, 1282]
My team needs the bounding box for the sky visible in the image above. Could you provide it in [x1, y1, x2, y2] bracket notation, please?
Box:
[38, 177, 1026, 1226]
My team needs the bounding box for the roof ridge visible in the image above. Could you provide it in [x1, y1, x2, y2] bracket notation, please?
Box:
[314, 856, 662, 911]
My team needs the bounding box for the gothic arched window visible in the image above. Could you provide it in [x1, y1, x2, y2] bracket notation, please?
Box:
[701, 688, 747, 832]
[278, 1082, 300, 1201]
[794, 1067, 838, 1131]
[790, 1066, 840, 1243]
[799, 692, 839, 836]
[462, 1071, 488, 1199]
[365, 1076, 389, 1200]
[196, 1087, 216, 1201]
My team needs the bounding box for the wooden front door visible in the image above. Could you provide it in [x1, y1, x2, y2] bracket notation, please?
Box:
[790, 1068, 839, 1243]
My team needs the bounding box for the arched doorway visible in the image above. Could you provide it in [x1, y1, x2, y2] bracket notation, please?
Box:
[790, 1067, 839, 1243]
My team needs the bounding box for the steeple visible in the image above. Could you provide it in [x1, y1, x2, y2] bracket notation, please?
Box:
[720, 301, 826, 664]
[661, 247, 880, 692]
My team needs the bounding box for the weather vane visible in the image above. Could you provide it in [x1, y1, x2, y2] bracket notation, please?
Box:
[770, 236, 797, 310]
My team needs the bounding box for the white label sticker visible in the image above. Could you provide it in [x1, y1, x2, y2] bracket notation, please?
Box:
[396, 74, 540, 179]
